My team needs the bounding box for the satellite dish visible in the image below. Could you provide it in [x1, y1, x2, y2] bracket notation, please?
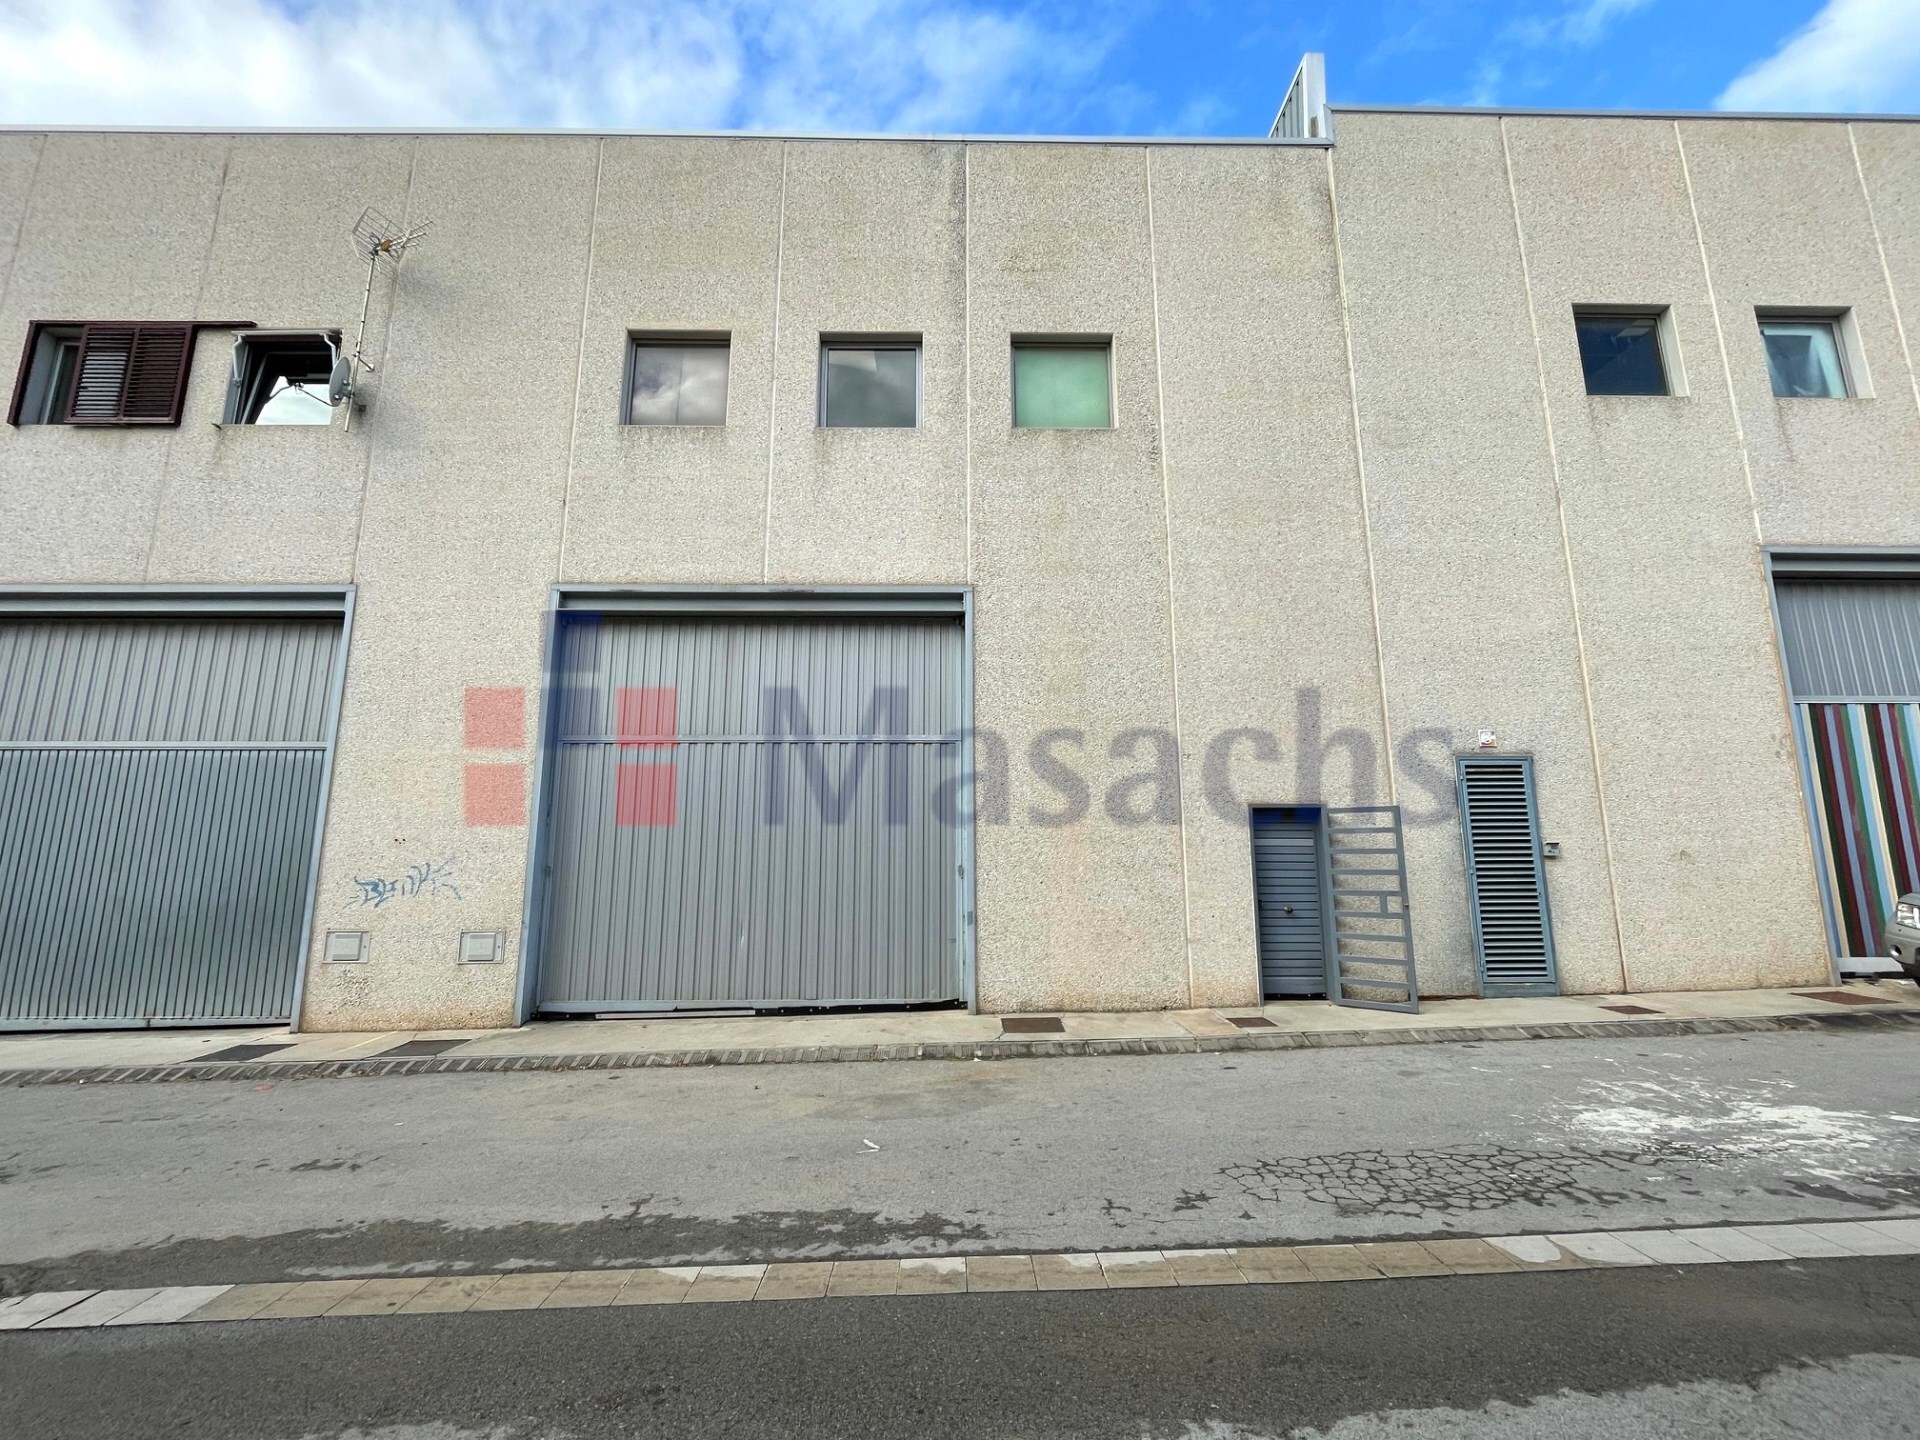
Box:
[327, 355, 354, 408]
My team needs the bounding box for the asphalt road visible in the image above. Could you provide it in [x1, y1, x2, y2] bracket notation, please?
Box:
[7, 1257, 1920, 1438]
[5, 1028, 1920, 1289]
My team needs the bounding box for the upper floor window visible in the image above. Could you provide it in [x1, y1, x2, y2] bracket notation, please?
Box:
[627, 334, 729, 426]
[820, 338, 919, 428]
[1574, 308, 1675, 396]
[1759, 312, 1851, 398]
[225, 332, 340, 425]
[7, 321, 196, 426]
[1013, 339, 1112, 428]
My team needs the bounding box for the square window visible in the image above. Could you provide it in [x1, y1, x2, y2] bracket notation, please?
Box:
[1013, 342, 1112, 428]
[1574, 310, 1671, 396]
[820, 341, 919, 427]
[1759, 315, 1848, 398]
[225, 332, 339, 425]
[11, 324, 83, 424]
[628, 336, 729, 425]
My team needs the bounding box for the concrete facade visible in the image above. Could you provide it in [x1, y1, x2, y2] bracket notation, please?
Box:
[2, 106, 1914, 1031]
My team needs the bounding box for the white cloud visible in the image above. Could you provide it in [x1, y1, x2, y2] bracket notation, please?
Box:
[0, 0, 1117, 131]
[1719, 0, 1920, 112]
[1557, 0, 1651, 47]
[1503, 0, 1653, 52]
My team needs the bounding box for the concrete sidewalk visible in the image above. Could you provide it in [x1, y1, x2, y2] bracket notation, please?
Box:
[3, 979, 1918, 1084]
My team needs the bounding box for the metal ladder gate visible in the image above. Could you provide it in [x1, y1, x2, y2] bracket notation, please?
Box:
[1322, 805, 1419, 1013]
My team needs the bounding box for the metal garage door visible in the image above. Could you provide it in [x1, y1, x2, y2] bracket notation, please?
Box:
[538, 610, 966, 1011]
[0, 616, 341, 1029]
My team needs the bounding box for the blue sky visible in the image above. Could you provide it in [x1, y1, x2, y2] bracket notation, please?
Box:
[0, 1, 1917, 132]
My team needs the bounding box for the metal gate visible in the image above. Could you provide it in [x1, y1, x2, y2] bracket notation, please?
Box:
[537, 608, 966, 1011]
[1456, 754, 1558, 997]
[0, 615, 342, 1029]
[1774, 575, 1920, 970]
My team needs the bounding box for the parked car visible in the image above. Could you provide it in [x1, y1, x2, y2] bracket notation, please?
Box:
[1888, 894, 1920, 981]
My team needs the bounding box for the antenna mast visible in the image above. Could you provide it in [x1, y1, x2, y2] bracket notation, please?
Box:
[340, 207, 431, 431]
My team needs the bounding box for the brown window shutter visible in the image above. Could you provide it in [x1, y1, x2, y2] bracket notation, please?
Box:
[64, 323, 192, 425]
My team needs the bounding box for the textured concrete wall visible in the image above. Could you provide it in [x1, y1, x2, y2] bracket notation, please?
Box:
[2, 116, 1913, 1027]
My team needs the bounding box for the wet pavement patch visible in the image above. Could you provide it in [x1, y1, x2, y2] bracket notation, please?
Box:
[0, 1207, 998, 1295]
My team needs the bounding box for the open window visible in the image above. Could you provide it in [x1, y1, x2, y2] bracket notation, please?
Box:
[8, 321, 199, 426]
[224, 332, 340, 425]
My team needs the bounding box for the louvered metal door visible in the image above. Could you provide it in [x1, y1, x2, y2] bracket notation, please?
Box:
[0, 617, 340, 1029]
[1251, 809, 1328, 996]
[538, 613, 965, 1011]
[1456, 755, 1558, 996]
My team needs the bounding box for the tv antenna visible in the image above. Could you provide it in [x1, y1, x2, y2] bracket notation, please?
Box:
[338, 206, 431, 430]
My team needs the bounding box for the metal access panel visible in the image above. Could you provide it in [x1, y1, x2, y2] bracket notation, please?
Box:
[0, 616, 341, 1029]
[1324, 805, 1418, 1012]
[1456, 755, 1559, 997]
[1250, 807, 1330, 997]
[538, 610, 966, 1011]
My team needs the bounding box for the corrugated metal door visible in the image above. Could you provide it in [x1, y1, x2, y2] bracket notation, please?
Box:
[539, 613, 964, 1010]
[0, 618, 340, 1029]
[1456, 754, 1559, 997]
[1775, 578, 1920, 970]
[1250, 808, 1327, 997]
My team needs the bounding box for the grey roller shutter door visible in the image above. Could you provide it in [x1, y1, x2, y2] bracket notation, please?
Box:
[0, 618, 338, 1029]
[1251, 814, 1326, 996]
[539, 614, 964, 1010]
[1456, 755, 1558, 997]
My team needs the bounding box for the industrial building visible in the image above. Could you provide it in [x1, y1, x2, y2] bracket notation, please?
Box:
[2, 60, 1917, 1033]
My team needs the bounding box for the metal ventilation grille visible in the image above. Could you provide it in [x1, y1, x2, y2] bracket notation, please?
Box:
[1457, 755, 1558, 996]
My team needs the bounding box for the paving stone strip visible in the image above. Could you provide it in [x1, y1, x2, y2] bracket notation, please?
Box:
[5, 1218, 1918, 1333]
[5, 1008, 1919, 1088]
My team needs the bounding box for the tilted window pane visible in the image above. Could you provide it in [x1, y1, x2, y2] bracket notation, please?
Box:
[823, 346, 917, 427]
[1575, 314, 1668, 395]
[253, 377, 334, 425]
[1761, 321, 1845, 398]
[630, 343, 729, 425]
[1013, 345, 1111, 428]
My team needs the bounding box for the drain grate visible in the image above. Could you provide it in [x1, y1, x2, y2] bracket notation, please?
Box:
[1227, 1016, 1278, 1029]
[1599, 1004, 1663, 1016]
[376, 1039, 473, 1058]
[1794, 989, 1895, 1007]
[201, 1043, 293, 1063]
[1000, 1016, 1064, 1034]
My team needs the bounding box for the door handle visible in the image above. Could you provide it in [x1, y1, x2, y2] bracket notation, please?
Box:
[1281, 906, 1295, 915]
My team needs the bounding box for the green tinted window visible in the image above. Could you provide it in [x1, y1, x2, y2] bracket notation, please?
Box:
[1013, 345, 1111, 428]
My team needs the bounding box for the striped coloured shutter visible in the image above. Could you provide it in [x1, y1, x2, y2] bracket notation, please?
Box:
[1802, 703, 1920, 957]
[66, 324, 193, 425]
[1456, 755, 1559, 996]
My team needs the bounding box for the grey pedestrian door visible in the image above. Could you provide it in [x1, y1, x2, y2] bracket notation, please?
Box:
[0, 617, 341, 1030]
[538, 612, 966, 1011]
[1250, 807, 1328, 996]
